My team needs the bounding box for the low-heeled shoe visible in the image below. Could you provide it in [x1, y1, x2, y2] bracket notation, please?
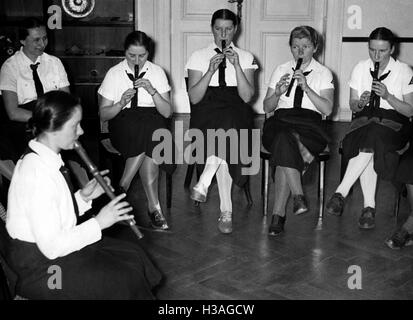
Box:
[293, 195, 308, 215]
[148, 209, 169, 230]
[268, 214, 286, 236]
[218, 211, 232, 234]
[326, 193, 345, 216]
[358, 207, 375, 230]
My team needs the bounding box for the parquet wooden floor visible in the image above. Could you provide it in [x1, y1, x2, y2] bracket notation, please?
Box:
[104, 116, 413, 300]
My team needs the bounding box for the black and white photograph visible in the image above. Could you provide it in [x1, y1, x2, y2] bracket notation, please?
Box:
[0, 0, 413, 306]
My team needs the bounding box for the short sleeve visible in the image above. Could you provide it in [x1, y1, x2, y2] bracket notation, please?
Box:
[152, 67, 170, 94]
[401, 64, 413, 95]
[185, 50, 203, 73]
[55, 58, 70, 88]
[320, 67, 334, 90]
[243, 51, 259, 70]
[348, 62, 362, 91]
[0, 61, 17, 93]
[98, 68, 117, 102]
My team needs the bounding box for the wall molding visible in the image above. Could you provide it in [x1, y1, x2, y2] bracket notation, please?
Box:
[261, 0, 314, 21]
[343, 37, 413, 43]
[260, 32, 290, 87]
[181, 0, 210, 21]
[136, 0, 171, 74]
[181, 0, 234, 21]
[324, 0, 346, 119]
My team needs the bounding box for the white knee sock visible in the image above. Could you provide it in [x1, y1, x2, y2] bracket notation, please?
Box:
[215, 160, 232, 213]
[198, 155, 223, 190]
[336, 152, 374, 197]
[359, 157, 377, 208]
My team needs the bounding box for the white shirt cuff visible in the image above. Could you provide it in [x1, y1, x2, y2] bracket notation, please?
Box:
[75, 190, 93, 216]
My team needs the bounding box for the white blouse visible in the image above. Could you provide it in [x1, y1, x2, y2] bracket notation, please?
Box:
[185, 42, 258, 87]
[6, 140, 101, 260]
[268, 58, 334, 114]
[98, 59, 171, 109]
[349, 57, 413, 110]
[0, 47, 70, 105]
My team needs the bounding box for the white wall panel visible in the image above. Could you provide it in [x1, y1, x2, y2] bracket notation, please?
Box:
[262, 0, 314, 21]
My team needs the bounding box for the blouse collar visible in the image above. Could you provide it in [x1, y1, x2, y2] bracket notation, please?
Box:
[28, 139, 64, 170]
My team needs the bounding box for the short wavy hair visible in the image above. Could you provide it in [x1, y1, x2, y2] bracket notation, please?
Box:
[289, 25, 320, 50]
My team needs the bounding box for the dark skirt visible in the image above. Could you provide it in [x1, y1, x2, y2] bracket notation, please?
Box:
[6, 237, 162, 300]
[109, 107, 176, 174]
[189, 86, 254, 187]
[342, 109, 411, 181]
[262, 108, 329, 172]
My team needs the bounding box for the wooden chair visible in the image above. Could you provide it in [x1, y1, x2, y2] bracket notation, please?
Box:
[183, 77, 253, 206]
[260, 115, 330, 225]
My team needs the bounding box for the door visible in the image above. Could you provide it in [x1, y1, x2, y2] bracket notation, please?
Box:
[247, 0, 327, 113]
[168, 0, 327, 113]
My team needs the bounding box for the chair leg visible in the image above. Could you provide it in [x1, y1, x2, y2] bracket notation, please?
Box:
[244, 178, 253, 206]
[166, 172, 172, 209]
[261, 158, 265, 196]
[339, 153, 346, 182]
[184, 164, 195, 189]
[318, 160, 325, 223]
[195, 164, 202, 181]
[263, 159, 269, 216]
[394, 190, 401, 225]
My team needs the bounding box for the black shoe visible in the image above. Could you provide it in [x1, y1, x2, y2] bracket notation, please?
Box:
[358, 207, 375, 230]
[293, 195, 308, 215]
[385, 228, 413, 249]
[268, 215, 286, 236]
[326, 193, 345, 216]
[148, 208, 169, 230]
